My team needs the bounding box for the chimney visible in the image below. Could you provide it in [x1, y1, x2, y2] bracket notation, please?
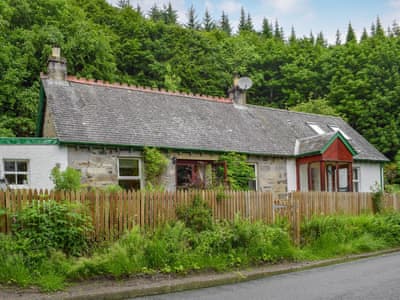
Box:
[47, 47, 67, 80]
[228, 74, 251, 105]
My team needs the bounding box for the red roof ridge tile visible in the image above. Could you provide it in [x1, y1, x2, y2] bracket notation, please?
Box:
[63, 75, 233, 104]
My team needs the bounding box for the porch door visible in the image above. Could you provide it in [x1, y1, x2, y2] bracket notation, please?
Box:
[326, 164, 351, 192]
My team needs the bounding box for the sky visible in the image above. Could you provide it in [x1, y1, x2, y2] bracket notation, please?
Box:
[108, 0, 400, 43]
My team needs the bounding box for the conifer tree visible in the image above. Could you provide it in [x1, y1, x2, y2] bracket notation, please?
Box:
[219, 11, 231, 35]
[203, 8, 215, 31]
[345, 22, 357, 43]
[238, 7, 246, 32]
[186, 5, 200, 29]
[149, 4, 162, 22]
[316, 31, 326, 46]
[335, 29, 342, 45]
[262, 18, 273, 38]
[392, 20, 400, 37]
[289, 26, 296, 43]
[117, 0, 130, 8]
[375, 17, 385, 37]
[274, 20, 283, 40]
[162, 2, 177, 24]
[246, 13, 254, 31]
[360, 27, 368, 41]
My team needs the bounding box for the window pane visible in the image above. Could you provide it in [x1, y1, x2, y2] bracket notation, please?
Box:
[118, 179, 140, 190]
[17, 161, 28, 172]
[17, 174, 28, 185]
[338, 168, 348, 191]
[119, 159, 139, 176]
[4, 161, 15, 172]
[5, 174, 16, 184]
[177, 165, 193, 188]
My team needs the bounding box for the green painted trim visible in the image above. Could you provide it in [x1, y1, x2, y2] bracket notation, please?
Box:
[0, 138, 59, 145]
[35, 82, 46, 137]
[297, 132, 358, 158]
[321, 132, 358, 156]
[59, 140, 292, 158]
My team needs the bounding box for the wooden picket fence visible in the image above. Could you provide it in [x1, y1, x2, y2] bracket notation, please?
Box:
[0, 189, 399, 243]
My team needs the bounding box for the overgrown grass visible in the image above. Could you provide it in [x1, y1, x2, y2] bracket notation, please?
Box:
[2, 198, 400, 292]
[300, 213, 400, 258]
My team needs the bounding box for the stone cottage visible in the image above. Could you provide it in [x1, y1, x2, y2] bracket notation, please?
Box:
[0, 49, 388, 193]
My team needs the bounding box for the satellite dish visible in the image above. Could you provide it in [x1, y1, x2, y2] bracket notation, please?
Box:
[237, 77, 253, 90]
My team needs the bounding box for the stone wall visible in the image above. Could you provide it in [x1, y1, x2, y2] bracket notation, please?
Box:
[249, 156, 288, 197]
[67, 147, 143, 188]
[67, 147, 289, 194]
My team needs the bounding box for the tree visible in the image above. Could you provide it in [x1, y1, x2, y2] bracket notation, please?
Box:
[335, 29, 342, 45]
[219, 11, 231, 35]
[117, 0, 130, 8]
[262, 18, 273, 38]
[345, 22, 357, 43]
[238, 7, 246, 32]
[149, 4, 162, 22]
[186, 5, 200, 29]
[203, 8, 215, 31]
[289, 26, 296, 43]
[162, 2, 177, 25]
[289, 98, 342, 117]
[360, 27, 368, 41]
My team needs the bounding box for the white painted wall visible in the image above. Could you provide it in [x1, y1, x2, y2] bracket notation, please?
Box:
[286, 158, 297, 192]
[353, 161, 383, 192]
[0, 145, 68, 189]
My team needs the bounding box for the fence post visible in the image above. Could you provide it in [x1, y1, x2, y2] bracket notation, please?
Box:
[290, 192, 301, 245]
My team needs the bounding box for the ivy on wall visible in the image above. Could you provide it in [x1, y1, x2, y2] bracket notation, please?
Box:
[144, 147, 169, 187]
[219, 152, 254, 190]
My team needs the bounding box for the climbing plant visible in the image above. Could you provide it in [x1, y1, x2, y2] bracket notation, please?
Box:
[219, 152, 254, 190]
[144, 147, 169, 187]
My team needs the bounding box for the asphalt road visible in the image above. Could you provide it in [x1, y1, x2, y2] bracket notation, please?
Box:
[137, 252, 400, 300]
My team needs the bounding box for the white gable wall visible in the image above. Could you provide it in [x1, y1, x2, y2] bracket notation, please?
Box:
[0, 144, 68, 189]
[354, 161, 383, 192]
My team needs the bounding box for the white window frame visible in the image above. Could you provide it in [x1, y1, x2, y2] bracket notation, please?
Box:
[352, 167, 360, 192]
[307, 122, 325, 135]
[117, 157, 143, 189]
[3, 159, 29, 186]
[247, 163, 258, 191]
[329, 125, 351, 140]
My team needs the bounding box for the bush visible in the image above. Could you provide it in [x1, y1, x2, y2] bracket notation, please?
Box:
[50, 166, 81, 191]
[176, 195, 213, 232]
[12, 200, 93, 257]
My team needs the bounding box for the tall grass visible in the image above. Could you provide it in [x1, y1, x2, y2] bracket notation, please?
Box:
[301, 213, 400, 258]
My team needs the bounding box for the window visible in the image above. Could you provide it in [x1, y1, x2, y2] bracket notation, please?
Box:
[329, 125, 350, 140]
[3, 160, 29, 185]
[353, 167, 360, 192]
[176, 160, 226, 189]
[307, 123, 325, 135]
[118, 158, 142, 190]
[248, 163, 258, 191]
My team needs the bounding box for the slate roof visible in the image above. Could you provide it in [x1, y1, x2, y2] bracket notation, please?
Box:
[296, 133, 337, 156]
[40, 76, 388, 162]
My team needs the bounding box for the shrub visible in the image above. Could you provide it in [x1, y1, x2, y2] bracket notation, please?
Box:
[12, 200, 93, 257]
[176, 195, 213, 232]
[144, 222, 191, 270]
[144, 147, 169, 187]
[50, 166, 81, 191]
[219, 152, 255, 190]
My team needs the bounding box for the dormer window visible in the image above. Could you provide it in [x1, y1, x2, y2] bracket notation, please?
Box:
[329, 125, 350, 140]
[307, 123, 325, 135]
